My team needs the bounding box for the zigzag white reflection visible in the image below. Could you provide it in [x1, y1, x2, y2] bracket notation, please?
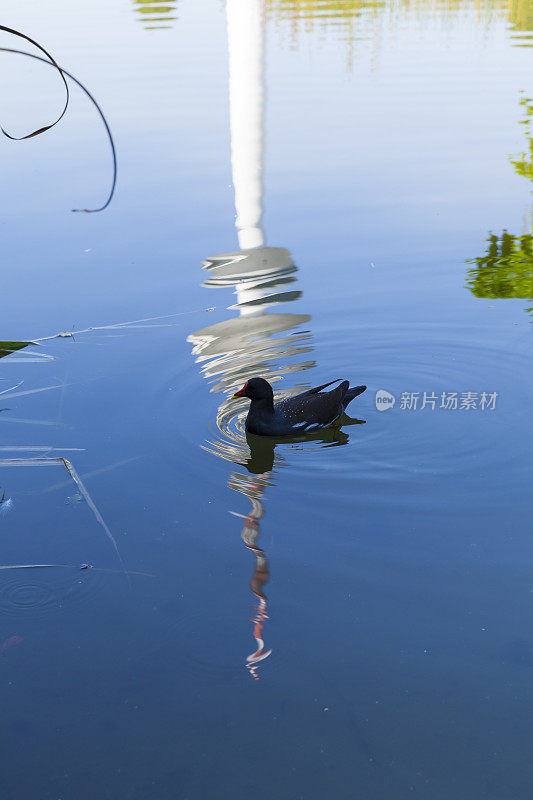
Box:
[229, 471, 272, 679]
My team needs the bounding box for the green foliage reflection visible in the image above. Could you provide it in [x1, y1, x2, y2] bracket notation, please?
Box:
[467, 94, 533, 319]
[132, 0, 178, 29]
[510, 95, 533, 182]
[508, 0, 533, 41]
[466, 232, 533, 300]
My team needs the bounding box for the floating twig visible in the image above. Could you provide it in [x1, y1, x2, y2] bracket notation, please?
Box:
[0, 383, 70, 401]
[33, 308, 218, 343]
[0, 457, 130, 585]
[0, 381, 24, 396]
[0, 446, 85, 453]
[0, 417, 58, 427]
[61, 458, 130, 587]
[0, 563, 155, 577]
[26, 456, 140, 496]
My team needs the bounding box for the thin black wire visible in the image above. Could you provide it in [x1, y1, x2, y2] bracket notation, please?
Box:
[0, 47, 117, 212]
[0, 25, 69, 140]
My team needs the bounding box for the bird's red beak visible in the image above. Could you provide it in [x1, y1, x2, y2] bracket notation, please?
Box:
[232, 381, 248, 399]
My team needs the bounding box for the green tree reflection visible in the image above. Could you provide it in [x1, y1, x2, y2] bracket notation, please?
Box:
[467, 96, 533, 319]
[132, 0, 178, 30]
[266, 0, 527, 70]
[510, 95, 533, 182]
[267, 0, 379, 19]
[508, 0, 533, 46]
[466, 231, 533, 299]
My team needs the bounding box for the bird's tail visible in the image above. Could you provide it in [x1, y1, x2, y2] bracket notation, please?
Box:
[343, 385, 367, 408]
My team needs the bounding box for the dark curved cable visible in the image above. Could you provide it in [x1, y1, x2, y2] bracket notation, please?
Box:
[0, 47, 117, 212]
[0, 25, 69, 140]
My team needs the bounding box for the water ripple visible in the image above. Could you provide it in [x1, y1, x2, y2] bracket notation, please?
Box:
[0, 568, 103, 619]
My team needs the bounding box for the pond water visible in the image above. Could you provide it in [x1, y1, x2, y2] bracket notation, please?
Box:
[1, 0, 532, 797]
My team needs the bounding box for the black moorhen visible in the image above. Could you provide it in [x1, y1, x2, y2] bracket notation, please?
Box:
[232, 377, 367, 437]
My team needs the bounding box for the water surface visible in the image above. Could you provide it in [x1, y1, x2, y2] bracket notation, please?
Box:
[0, 0, 532, 797]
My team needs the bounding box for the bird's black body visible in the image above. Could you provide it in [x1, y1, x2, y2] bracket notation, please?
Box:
[233, 377, 366, 437]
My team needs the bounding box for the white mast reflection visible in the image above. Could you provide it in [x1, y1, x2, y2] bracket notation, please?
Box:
[227, 0, 265, 251]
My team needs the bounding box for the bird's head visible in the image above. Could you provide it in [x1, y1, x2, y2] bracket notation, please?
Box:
[232, 377, 273, 403]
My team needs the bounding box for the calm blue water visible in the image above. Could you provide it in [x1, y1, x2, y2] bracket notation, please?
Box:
[0, 1, 532, 797]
